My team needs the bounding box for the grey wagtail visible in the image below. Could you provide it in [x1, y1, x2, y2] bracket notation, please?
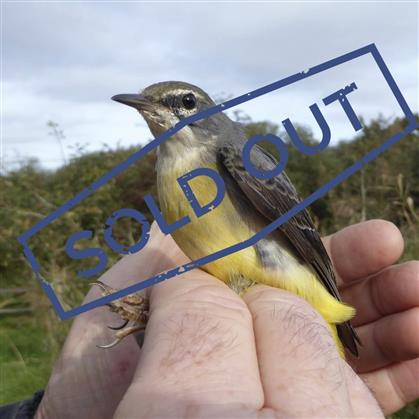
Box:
[93, 81, 360, 356]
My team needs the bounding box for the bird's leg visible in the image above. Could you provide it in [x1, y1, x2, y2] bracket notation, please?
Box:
[226, 274, 256, 297]
[91, 280, 149, 349]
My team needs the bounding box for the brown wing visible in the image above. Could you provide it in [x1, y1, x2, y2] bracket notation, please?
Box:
[218, 143, 360, 356]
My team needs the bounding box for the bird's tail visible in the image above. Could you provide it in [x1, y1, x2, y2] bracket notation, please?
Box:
[308, 279, 360, 357]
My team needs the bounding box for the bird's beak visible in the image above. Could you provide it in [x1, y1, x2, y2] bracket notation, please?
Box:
[111, 94, 153, 111]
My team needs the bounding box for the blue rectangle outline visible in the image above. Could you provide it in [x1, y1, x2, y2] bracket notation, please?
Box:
[17, 43, 418, 320]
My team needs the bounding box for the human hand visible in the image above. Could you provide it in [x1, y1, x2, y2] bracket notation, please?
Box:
[323, 220, 419, 415]
[35, 220, 418, 418]
[35, 222, 185, 419]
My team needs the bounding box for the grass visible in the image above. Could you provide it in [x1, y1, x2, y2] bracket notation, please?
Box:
[391, 403, 419, 419]
[0, 313, 69, 405]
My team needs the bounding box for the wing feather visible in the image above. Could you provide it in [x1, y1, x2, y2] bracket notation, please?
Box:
[218, 143, 360, 355]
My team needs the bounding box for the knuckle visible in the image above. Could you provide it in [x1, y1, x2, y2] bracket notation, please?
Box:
[405, 260, 419, 283]
[246, 286, 323, 324]
[410, 307, 419, 342]
[157, 282, 251, 323]
[148, 283, 252, 376]
[246, 286, 338, 358]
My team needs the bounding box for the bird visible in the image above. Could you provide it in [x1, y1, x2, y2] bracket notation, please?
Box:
[94, 81, 360, 356]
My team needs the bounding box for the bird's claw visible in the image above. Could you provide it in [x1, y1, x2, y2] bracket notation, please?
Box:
[90, 281, 149, 349]
[96, 325, 146, 349]
[107, 319, 129, 330]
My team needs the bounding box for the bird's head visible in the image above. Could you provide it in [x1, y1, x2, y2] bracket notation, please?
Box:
[112, 81, 217, 138]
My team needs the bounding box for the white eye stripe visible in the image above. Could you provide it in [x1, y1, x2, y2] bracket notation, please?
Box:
[163, 89, 205, 102]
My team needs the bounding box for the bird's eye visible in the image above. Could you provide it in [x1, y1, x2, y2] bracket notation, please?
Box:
[182, 93, 196, 110]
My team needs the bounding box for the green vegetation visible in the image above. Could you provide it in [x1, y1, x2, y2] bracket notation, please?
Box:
[0, 315, 64, 404]
[0, 115, 417, 417]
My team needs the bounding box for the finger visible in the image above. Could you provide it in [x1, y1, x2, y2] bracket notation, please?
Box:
[351, 308, 419, 373]
[341, 362, 385, 418]
[39, 225, 187, 419]
[38, 288, 141, 419]
[361, 358, 419, 415]
[93, 222, 188, 293]
[322, 220, 404, 286]
[114, 271, 264, 418]
[89, 221, 188, 334]
[243, 285, 354, 417]
[75, 228, 169, 354]
[85, 226, 165, 343]
[341, 261, 419, 327]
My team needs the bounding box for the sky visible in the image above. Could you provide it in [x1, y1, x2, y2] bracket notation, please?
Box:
[2, 1, 418, 173]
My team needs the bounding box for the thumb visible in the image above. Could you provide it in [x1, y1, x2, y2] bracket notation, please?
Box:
[243, 286, 383, 418]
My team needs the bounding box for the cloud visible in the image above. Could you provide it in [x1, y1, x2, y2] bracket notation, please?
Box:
[2, 1, 417, 171]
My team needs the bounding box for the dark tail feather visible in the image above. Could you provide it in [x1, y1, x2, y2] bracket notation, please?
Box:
[337, 321, 361, 357]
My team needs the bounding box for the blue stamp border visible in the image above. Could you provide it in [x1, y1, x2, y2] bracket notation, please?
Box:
[17, 43, 418, 320]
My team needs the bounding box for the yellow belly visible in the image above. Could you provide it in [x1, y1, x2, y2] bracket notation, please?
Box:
[157, 162, 354, 341]
[158, 162, 259, 283]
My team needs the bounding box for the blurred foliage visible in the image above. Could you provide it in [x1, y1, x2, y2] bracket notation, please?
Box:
[246, 116, 419, 238]
[0, 115, 418, 415]
[0, 146, 156, 306]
